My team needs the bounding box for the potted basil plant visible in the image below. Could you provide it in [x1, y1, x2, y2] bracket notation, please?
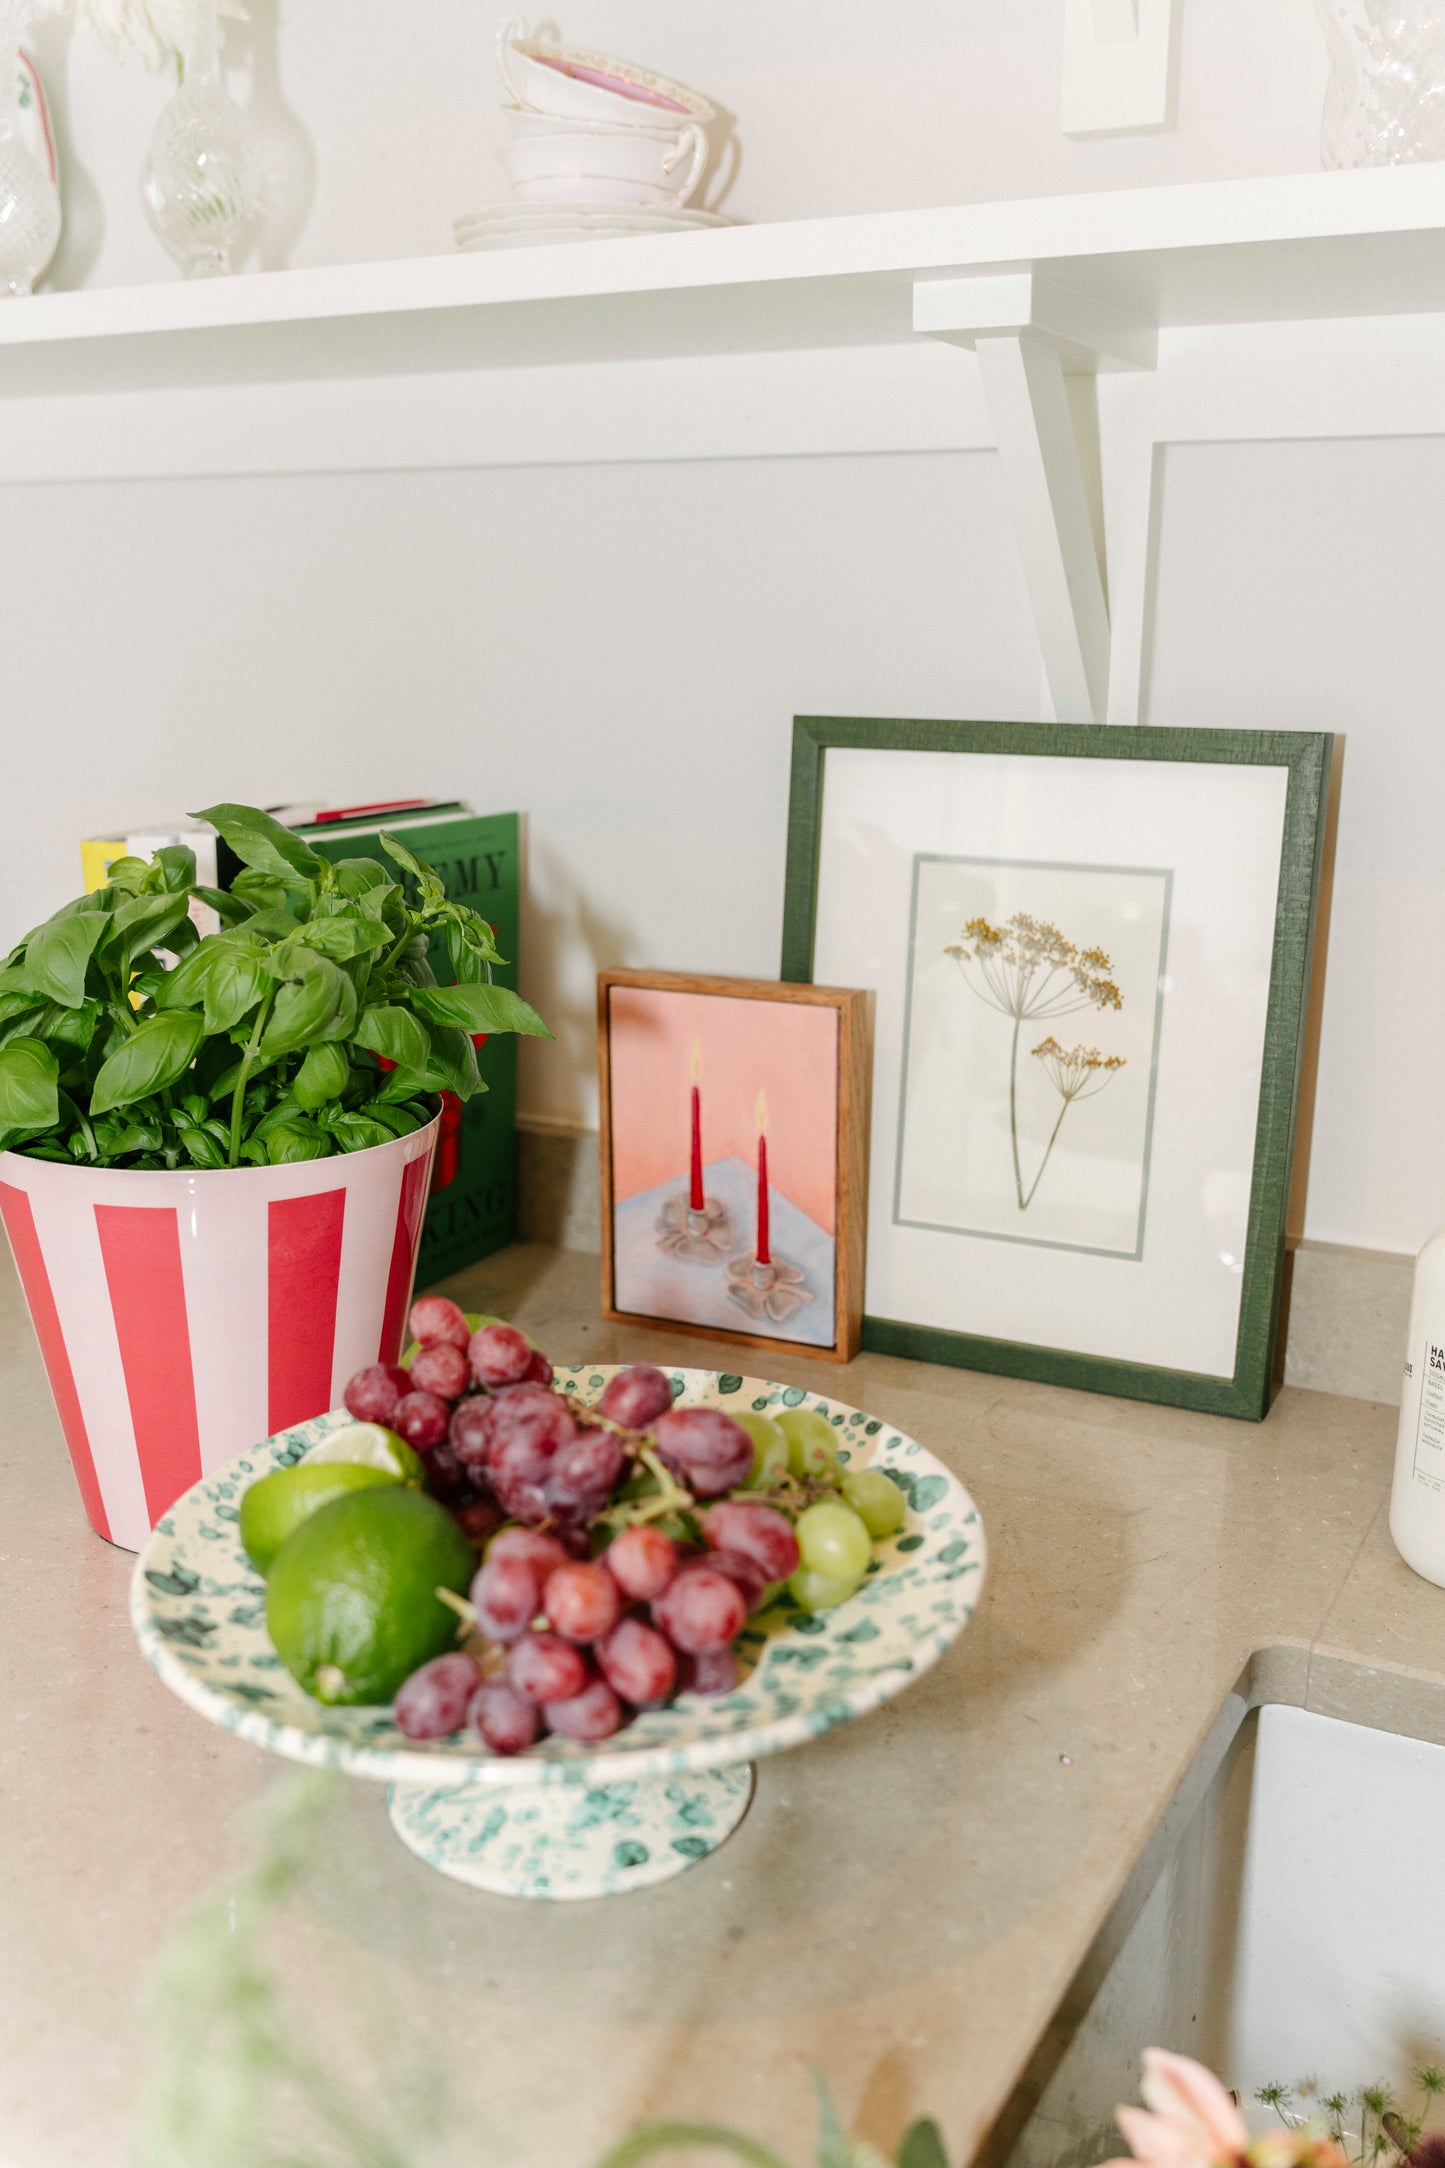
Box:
[0, 802, 549, 1551]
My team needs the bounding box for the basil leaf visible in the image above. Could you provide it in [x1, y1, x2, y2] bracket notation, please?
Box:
[25, 908, 109, 1007]
[266, 1117, 328, 1164]
[102, 892, 193, 975]
[326, 1111, 394, 1153]
[90, 1012, 205, 1115]
[407, 981, 551, 1038]
[420, 1021, 480, 1098]
[230, 870, 289, 914]
[175, 1119, 227, 1169]
[201, 949, 270, 1035]
[294, 915, 389, 961]
[102, 856, 152, 896]
[332, 857, 390, 897]
[190, 884, 253, 927]
[32, 999, 101, 1056]
[260, 951, 352, 1056]
[378, 830, 444, 904]
[191, 802, 323, 886]
[445, 921, 484, 984]
[153, 844, 197, 893]
[0, 989, 46, 1028]
[293, 1043, 350, 1109]
[0, 1036, 59, 1144]
[355, 1004, 429, 1072]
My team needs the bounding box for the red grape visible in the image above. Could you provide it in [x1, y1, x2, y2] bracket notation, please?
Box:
[543, 1561, 622, 1644]
[391, 1390, 451, 1451]
[542, 1678, 624, 1742]
[409, 1340, 470, 1400]
[597, 1364, 673, 1430]
[423, 1437, 471, 1503]
[653, 1407, 754, 1496]
[485, 1386, 575, 1477]
[471, 1555, 542, 1642]
[469, 1679, 540, 1754]
[699, 1548, 768, 1614]
[603, 1524, 679, 1603]
[343, 1363, 411, 1424]
[447, 1396, 494, 1470]
[394, 1652, 481, 1739]
[700, 1500, 800, 1582]
[488, 1528, 570, 1580]
[469, 1323, 533, 1388]
[679, 1646, 740, 1697]
[507, 1631, 590, 1706]
[543, 1430, 625, 1524]
[451, 1497, 502, 1547]
[523, 1349, 555, 1387]
[597, 1617, 676, 1708]
[408, 1296, 471, 1351]
[653, 1565, 746, 1653]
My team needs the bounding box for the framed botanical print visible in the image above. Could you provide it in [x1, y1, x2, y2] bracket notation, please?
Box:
[597, 970, 870, 1363]
[782, 718, 1332, 1419]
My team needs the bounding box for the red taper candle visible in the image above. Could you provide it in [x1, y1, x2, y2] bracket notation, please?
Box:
[755, 1089, 771, 1265]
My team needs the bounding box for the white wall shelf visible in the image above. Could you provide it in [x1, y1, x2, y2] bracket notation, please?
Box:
[5, 164, 1445, 398]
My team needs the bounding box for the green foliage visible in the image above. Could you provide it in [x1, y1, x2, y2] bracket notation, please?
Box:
[591, 2076, 952, 2168]
[1257, 2070, 1445, 2167]
[0, 808, 550, 1169]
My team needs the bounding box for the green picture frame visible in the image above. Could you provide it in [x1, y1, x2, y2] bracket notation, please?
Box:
[781, 718, 1333, 1421]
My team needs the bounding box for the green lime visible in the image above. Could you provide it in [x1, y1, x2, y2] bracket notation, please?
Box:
[266, 1486, 476, 1705]
[302, 1422, 424, 1485]
[240, 1461, 398, 1577]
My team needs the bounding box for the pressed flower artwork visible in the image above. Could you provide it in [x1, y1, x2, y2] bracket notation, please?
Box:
[894, 858, 1170, 1258]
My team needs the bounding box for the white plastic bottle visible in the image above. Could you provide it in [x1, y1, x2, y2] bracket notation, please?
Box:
[1390, 1225, 1445, 1586]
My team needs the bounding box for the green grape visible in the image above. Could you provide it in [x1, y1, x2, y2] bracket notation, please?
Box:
[795, 1499, 872, 1581]
[776, 1406, 841, 1479]
[788, 1566, 860, 1614]
[734, 1410, 790, 1489]
[841, 1467, 906, 1539]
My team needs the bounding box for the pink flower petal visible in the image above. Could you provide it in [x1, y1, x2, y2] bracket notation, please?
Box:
[1140, 2051, 1249, 2160]
[1116, 2105, 1206, 2164]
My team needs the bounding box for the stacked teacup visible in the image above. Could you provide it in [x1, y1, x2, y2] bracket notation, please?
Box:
[454, 15, 727, 250]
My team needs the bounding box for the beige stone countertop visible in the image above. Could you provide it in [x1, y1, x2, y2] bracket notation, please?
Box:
[3, 1240, 1444, 2168]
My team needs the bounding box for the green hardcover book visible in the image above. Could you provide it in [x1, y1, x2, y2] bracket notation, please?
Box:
[301, 807, 523, 1283]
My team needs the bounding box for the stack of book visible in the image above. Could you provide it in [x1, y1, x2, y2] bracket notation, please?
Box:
[80, 798, 522, 1281]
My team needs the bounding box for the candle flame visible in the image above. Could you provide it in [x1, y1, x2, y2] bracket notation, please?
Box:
[689, 1037, 702, 1084]
[755, 1088, 768, 1132]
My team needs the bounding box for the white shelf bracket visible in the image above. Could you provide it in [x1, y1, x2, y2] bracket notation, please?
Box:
[915, 271, 1156, 723]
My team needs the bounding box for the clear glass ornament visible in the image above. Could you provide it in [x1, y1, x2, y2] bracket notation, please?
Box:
[139, 0, 258, 277]
[1315, 0, 1445, 167]
[0, 19, 60, 297]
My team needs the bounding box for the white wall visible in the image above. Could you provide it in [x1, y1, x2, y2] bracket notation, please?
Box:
[28, 0, 1331, 292]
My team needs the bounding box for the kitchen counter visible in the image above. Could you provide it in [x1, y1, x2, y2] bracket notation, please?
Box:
[3, 1240, 1441, 2168]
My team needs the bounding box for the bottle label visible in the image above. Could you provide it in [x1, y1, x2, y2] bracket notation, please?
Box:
[1413, 1340, 1445, 1491]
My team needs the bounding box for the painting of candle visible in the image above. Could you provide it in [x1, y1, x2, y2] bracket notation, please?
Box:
[600, 973, 869, 1358]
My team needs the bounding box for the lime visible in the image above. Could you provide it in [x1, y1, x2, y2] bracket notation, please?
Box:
[266, 1486, 476, 1705]
[240, 1461, 398, 1577]
[302, 1422, 424, 1485]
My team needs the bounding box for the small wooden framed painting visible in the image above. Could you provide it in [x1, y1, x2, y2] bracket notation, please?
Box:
[782, 717, 1333, 1420]
[597, 970, 870, 1363]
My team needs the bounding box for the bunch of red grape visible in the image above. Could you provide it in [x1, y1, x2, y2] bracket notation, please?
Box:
[341, 1293, 902, 1755]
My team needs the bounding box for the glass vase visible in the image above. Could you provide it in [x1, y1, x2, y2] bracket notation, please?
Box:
[1315, 0, 1445, 167]
[0, 19, 60, 296]
[139, 0, 258, 277]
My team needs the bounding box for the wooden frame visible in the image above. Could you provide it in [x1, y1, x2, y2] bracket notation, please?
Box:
[598, 969, 870, 1364]
[782, 717, 1332, 1420]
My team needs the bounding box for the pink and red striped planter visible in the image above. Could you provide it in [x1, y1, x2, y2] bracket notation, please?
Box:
[0, 1115, 438, 1552]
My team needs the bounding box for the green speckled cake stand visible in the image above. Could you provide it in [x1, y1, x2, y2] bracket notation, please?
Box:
[131, 1365, 986, 1901]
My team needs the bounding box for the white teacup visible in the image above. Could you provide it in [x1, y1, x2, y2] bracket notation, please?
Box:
[497, 122, 708, 209]
[495, 14, 716, 132]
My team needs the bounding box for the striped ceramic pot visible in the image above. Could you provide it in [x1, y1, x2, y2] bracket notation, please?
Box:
[0, 1115, 438, 1552]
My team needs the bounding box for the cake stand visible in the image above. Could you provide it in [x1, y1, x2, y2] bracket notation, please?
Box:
[131, 1364, 986, 1901]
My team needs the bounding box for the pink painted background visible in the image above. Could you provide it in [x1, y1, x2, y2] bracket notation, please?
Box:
[608, 988, 838, 1235]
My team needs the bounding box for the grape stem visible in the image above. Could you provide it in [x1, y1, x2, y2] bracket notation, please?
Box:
[435, 1586, 477, 1630]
